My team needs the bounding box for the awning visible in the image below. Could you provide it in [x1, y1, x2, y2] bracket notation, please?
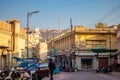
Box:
[91, 49, 117, 53]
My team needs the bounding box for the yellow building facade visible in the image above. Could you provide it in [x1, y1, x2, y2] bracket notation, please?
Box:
[117, 24, 120, 64]
[48, 25, 117, 70]
[0, 19, 26, 69]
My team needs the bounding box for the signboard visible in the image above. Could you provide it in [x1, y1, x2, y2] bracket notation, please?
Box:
[24, 58, 39, 62]
[76, 52, 96, 56]
[92, 45, 106, 49]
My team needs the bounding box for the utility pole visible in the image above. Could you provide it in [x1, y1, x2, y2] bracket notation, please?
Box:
[58, 16, 60, 32]
[109, 30, 112, 70]
[26, 11, 39, 58]
[70, 18, 76, 69]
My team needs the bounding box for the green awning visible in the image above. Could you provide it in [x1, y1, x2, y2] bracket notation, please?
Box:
[91, 49, 117, 53]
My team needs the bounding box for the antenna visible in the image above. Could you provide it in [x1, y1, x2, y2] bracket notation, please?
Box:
[70, 18, 73, 31]
[58, 16, 60, 32]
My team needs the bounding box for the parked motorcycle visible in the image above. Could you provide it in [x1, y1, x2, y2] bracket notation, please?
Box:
[0, 70, 8, 80]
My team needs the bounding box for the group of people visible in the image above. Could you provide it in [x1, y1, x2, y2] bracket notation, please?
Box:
[0, 58, 59, 80]
[2, 69, 31, 80]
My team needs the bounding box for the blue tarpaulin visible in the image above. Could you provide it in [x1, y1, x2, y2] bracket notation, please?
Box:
[12, 57, 23, 62]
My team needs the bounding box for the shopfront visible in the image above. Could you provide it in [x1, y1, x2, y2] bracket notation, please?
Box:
[81, 58, 93, 70]
[75, 52, 97, 71]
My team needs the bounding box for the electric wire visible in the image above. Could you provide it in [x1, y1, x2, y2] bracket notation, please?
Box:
[88, 3, 120, 27]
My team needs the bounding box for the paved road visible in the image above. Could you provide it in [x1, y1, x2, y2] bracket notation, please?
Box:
[43, 71, 120, 80]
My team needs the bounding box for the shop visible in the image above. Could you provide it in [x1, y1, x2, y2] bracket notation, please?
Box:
[81, 58, 93, 70]
[75, 52, 97, 71]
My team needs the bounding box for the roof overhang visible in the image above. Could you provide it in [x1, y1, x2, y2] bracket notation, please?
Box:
[0, 46, 8, 49]
[91, 49, 117, 53]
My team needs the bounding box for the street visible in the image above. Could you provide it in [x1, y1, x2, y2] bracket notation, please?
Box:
[43, 71, 120, 80]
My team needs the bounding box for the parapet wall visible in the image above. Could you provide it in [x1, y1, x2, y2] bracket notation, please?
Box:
[0, 20, 11, 32]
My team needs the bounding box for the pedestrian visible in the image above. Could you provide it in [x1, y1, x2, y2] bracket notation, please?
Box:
[48, 59, 56, 80]
[35, 67, 43, 80]
[70, 58, 73, 72]
[54, 59, 60, 74]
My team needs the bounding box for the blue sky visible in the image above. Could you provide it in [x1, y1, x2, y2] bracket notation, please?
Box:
[0, 0, 120, 30]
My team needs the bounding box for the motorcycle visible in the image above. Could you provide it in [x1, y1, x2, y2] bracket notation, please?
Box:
[0, 70, 8, 80]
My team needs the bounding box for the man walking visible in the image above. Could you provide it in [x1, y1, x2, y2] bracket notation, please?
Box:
[48, 59, 56, 80]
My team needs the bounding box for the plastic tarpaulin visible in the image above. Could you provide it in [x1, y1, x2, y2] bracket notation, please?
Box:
[12, 57, 23, 62]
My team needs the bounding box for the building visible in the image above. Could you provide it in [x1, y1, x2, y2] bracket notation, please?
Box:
[36, 41, 48, 61]
[40, 29, 61, 40]
[0, 19, 26, 69]
[47, 23, 117, 70]
[24, 27, 48, 61]
[22, 27, 42, 58]
[28, 27, 42, 47]
[117, 24, 120, 64]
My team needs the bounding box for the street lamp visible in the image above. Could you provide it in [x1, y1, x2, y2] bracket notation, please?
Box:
[26, 11, 39, 58]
